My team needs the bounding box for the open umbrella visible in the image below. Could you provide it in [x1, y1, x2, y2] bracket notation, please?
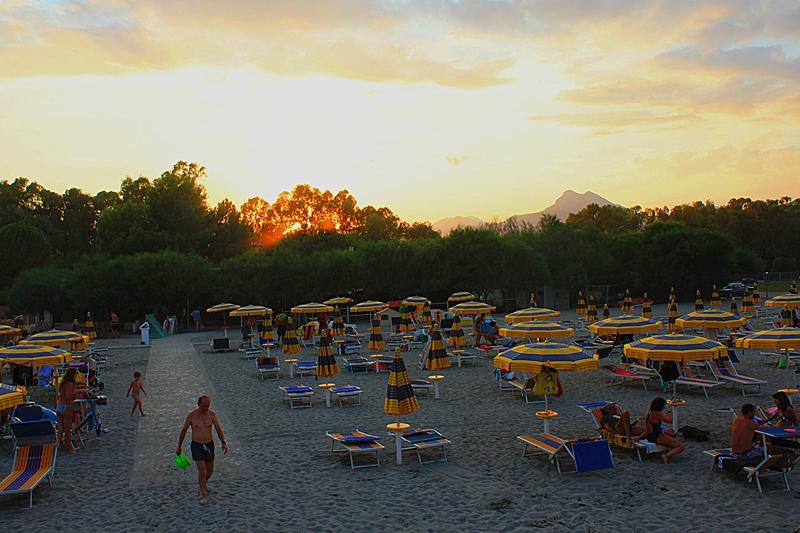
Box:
[675, 309, 746, 340]
[331, 309, 345, 337]
[588, 316, 662, 336]
[668, 298, 679, 332]
[316, 330, 339, 377]
[84, 312, 97, 340]
[736, 328, 800, 387]
[21, 329, 86, 350]
[0, 345, 71, 367]
[765, 293, 800, 309]
[602, 304, 611, 319]
[642, 292, 652, 319]
[710, 285, 721, 308]
[587, 296, 598, 324]
[576, 291, 587, 317]
[450, 301, 495, 315]
[419, 303, 433, 326]
[505, 307, 560, 323]
[448, 291, 476, 304]
[282, 317, 301, 355]
[694, 290, 704, 312]
[425, 323, 451, 370]
[368, 312, 385, 351]
[230, 305, 271, 347]
[292, 303, 334, 315]
[0, 325, 20, 337]
[741, 290, 755, 315]
[402, 296, 430, 309]
[350, 301, 387, 314]
[448, 315, 467, 348]
[385, 347, 420, 464]
[499, 321, 574, 340]
[324, 296, 353, 306]
[752, 283, 761, 305]
[621, 290, 633, 313]
[0, 383, 26, 411]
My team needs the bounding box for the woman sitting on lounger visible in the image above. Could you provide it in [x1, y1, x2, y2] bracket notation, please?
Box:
[599, 404, 642, 440]
[644, 397, 685, 463]
[766, 391, 800, 449]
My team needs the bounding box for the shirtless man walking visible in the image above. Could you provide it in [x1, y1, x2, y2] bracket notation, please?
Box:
[176, 395, 228, 504]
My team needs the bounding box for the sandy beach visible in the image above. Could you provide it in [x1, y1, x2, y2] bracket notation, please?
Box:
[1, 305, 798, 533]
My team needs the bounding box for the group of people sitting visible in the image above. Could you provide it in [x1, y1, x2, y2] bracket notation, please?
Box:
[598, 397, 685, 463]
[731, 391, 799, 460]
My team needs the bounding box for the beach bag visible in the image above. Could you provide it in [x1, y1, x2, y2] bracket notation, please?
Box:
[679, 426, 709, 442]
[532, 369, 559, 396]
[173, 452, 191, 470]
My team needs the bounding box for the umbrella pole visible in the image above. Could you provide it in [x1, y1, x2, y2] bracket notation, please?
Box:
[786, 349, 792, 389]
[673, 379, 677, 399]
[223, 315, 228, 338]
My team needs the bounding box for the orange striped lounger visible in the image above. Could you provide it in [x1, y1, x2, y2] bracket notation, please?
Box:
[326, 431, 384, 469]
[0, 443, 57, 508]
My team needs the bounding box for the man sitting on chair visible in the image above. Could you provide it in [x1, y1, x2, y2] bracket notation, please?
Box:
[599, 403, 642, 440]
[731, 403, 768, 461]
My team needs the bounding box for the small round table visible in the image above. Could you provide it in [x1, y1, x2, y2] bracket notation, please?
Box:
[262, 342, 276, 357]
[285, 358, 298, 378]
[667, 398, 686, 433]
[536, 410, 559, 433]
[319, 383, 336, 408]
[452, 349, 465, 367]
[778, 388, 799, 396]
[370, 354, 384, 373]
[386, 422, 411, 465]
[428, 375, 445, 399]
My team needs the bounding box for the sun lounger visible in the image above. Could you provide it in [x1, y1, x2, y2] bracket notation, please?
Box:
[599, 363, 648, 389]
[507, 377, 543, 404]
[400, 428, 451, 464]
[517, 433, 613, 473]
[342, 356, 370, 373]
[332, 386, 363, 407]
[0, 420, 57, 508]
[676, 361, 722, 398]
[240, 346, 263, 360]
[256, 356, 280, 381]
[706, 358, 766, 396]
[705, 448, 800, 494]
[577, 401, 669, 462]
[411, 379, 434, 397]
[294, 360, 318, 380]
[326, 431, 384, 469]
[450, 350, 477, 367]
[279, 385, 315, 409]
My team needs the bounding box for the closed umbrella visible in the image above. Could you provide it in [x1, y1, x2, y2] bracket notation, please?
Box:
[622, 289, 633, 313]
[499, 321, 574, 340]
[576, 291, 587, 317]
[385, 347, 420, 464]
[710, 285, 721, 308]
[282, 317, 301, 355]
[84, 312, 97, 340]
[448, 315, 467, 348]
[368, 312, 385, 351]
[602, 304, 610, 319]
[588, 316, 662, 336]
[642, 292, 652, 319]
[694, 290, 704, 312]
[730, 298, 739, 316]
[668, 298, 679, 332]
[261, 313, 275, 343]
[669, 287, 676, 302]
[450, 301, 496, 315]
[675, 309, 746, 340]
[425, 323, 450, 370]
[752, 283, 761, 305]
[741, 290, 755, 315]
[587, 296, 598, 324]
[448, 291, 476, 304]
[331, 309, 345, 337]
[736, 328, 800, 387]
[0, 383, 26, 411]
[399, 305, 414, 333]
[316, 330, 339, 378]
[505, 307, 560, 323]
[419, 303, 433, 326]
[780, 306, 793, 328]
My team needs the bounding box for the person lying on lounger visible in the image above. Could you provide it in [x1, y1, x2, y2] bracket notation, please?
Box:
[599, 403, 642, 440]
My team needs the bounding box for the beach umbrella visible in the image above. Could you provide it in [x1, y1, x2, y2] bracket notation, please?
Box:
[0, 345, 71, 367]
[350, 301, 387, 313]
[84, 311, 97, 340]
[425, 323, 450, 370]
[668, 298, 679, 332]
[0, 383, 27, 411]
[780, 306, 793, 328]
[765, 293, 800, 309]
[449, 301, 496, 315]
[741, 290, 755, 315]
[448, 315, 467, 348]
[587, 296, 598, 324]
[730, 298, 739, 316]
[282, 318, 301, 355]
[207, 303, 240, 337]
[0, 325, 20, 337]
[752, 283, 761, 305]
[419, 303, 432, 326]
[642, 292, 652, 319]
[588, 315, 662, 336]
[505, 307, 560, 323]
[448, 291, 476, 304]
[499, 321, 574, 340]
[261, 313, 275, 342]
[229, 305, 270, 316]
[694, 290, 704, 312]
[399, 305, 414, 333]
[669, 287, 676, 303]
[624, 333, 726, 397]
[385, 347, 420, 464]
[576, 291, 587, 317]
[676, 309, 746, 340]
[602, 304, 610, 319]
[330, 309, 345, 337]
[316, 330, 339, 377]
[402, 296, 430, 309]
[323, 296, 353, 306]
[291, 302, 334, 315]
[621, 289, 632, 313]
[736, 328, 800, 387]
[20, 329, 86, 350]
[710, 285, 721, 308]
[368, 312, 385, 351]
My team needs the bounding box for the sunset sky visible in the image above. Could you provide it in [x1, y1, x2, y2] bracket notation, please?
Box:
[1, 0, 799, 222]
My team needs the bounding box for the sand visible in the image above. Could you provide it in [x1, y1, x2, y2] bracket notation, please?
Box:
[1, 305, 798, 532]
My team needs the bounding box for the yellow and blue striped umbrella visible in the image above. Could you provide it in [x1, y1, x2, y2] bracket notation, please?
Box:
[425, 323, 451, 370]
[602, 304, 611, 319]
[0, 345, 71, 367]
[710, 285, 721, 308]
[588, 315, 662, 335]
[736, 328, 800, 350]
[669, 286, 676, 303]
[752, 283, 761, 305]
[323, 296, 353, 306]
[668, 298, 679, 332]
[622, 289, 633, 313]
[368, 312, 385, 350]
[0, 383, 26, 411]
[499, 321, 574, 340]
[282, 318, 301, 355]
[84, 311, 97, 340]
[694, 290, 704, 312]
[505, 307, 560, 323]
[291, 302, 334, 315]
[449, 301, 495, 315]
[331, 309, 345, 336]
[780, 305, 793, 327]
[741, 290, 755, 315]
[0, 325, 20, 336]
[316, 330, 339, 377]
[385, 347, 420, 416]
[587, 296, 598, 323]
[576, 291, 587, 316]
[402, 296, 430, 309]
[448, 291, 476, 303]
[675, 309, 746, 330]
[765, 293, 800, 309]
[623, 333, 726, 362]
[419, 303, 432, 325]
[729, 298, 739, 316]
[20, 329, 84, 348]
[207, 303, 240, 313]
[493, 342, 598, 373]
[260, 313, 275, 342]
[642, 292, 652, 319]
[448, 315, 467, 348]
[350, 300, 387, 313]
[230, 305, 271, 317]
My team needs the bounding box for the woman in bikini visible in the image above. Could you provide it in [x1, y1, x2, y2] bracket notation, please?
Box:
[56, 367, 78, 453]
[644, 397, 685, 463]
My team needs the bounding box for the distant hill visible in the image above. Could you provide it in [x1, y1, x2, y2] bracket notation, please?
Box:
[431, 190, 617, 235]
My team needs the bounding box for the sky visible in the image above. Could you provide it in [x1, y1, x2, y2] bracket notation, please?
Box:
[1, 0, 799, 223]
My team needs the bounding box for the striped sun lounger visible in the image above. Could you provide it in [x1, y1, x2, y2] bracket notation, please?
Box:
[279, 385, 315, 408]
[326, 431, 384, 469]
[1, 419, 58, 509]
[706, 359, 766, 397]
[517, 433, 613, 473]
[400, 429, 451, 464]
[332, 386, 363, 407]
[577, 401, 669, 462]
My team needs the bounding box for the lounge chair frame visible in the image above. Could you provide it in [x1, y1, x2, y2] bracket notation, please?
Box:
[400, 429, 451, 464]
[326, 431, 384, 469]
[704, 448, 800, 494]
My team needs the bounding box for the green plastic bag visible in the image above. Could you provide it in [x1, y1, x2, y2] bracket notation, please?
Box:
[173, 452, 191, 470]
[778, 355, 788, 369]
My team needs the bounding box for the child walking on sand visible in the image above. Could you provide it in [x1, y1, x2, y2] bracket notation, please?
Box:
[127, 371, 147, 416]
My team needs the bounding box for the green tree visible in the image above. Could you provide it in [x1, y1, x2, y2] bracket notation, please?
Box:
[0, 222, 53, 282]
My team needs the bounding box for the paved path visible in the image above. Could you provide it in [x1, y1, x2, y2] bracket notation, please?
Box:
[129, 335, 250, 488]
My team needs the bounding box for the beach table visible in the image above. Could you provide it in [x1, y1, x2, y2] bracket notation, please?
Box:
[450, 349, 477, 367]
[428, 375, 444, 399]
[755, 426, 800, 457]
[285, 358, 298, 378]
[667, 398, 686, 433]
[319, 383, 336, 408]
